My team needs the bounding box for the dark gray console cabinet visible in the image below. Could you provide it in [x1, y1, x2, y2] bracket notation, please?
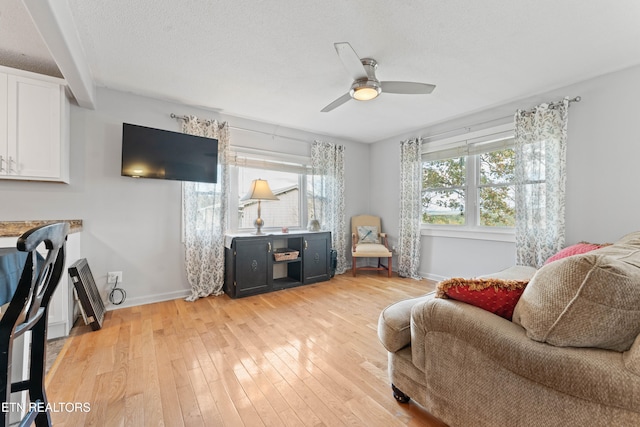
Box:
[224, 231, 331, 298]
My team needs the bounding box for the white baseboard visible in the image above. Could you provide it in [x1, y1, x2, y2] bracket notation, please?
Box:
[47, 321, 69, 339]
[419, 271, 448, 282]
[105, 289, 191, 311]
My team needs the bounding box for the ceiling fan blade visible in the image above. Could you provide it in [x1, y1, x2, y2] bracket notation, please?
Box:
[321, 92, 352, 112]
[381, 81, 436, 94]
[334, 42, 368, 81]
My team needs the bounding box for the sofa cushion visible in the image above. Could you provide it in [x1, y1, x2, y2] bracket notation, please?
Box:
[513, 240, 640, 351]
[378, 293, 434, 353]
[436, 277, 528, 320]
[544, 242, 607, 265]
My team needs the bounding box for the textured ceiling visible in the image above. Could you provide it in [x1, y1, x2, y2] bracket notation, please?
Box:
[0, 0, 61, 77]
[4, 0, 640, 143]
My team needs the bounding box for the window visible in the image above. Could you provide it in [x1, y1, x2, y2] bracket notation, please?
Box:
[234, 167, 304, 230]
[228, 149, 311, 232]
[478, 148, 515, 227]
[422, 125, 515, 231]
[191, 180, 222, 230]
[423, 156, 466, 225]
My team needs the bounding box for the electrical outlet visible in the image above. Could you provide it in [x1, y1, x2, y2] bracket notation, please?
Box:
[107, 271, 123, 284]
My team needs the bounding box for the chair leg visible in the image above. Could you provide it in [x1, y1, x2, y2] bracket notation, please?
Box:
[30, 316, 52, 427]
[1, 340, 11, 427]
[352, 256, 357, 277]
[388, 256, 392, 277]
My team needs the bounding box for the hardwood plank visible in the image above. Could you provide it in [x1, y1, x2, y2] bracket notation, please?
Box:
[186, 366, 224, 425]
[47, 274, 442, 426]
[124, 393, 144, 427]
[208, 379, 245, 427]
[141, 318, 164, 426]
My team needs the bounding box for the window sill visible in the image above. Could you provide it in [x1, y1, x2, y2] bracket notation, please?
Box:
[420, 226, 515, 243]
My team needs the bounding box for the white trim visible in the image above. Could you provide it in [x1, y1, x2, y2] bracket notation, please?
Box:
[420, 272, 449, 282]
[0, 65, 65, 86]
[421, 226, 515, 242]
[422, 123, 514, 152]
[229, 145, 311, 165]
[47, 321, 69, 339]
[105, 289, 191, 311]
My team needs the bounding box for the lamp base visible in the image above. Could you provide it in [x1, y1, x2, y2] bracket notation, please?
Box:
[253, 217, 265, 235]
[307, 219, 320, 231]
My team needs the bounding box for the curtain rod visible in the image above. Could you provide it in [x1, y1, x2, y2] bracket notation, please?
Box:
[170, 113, 313, 144]
[173, 95, 581, 145]
[421, 96, 581, 141]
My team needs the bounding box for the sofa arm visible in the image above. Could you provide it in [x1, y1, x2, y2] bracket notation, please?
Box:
[411, 297, 640, 412]
[378, 293, 434, 352]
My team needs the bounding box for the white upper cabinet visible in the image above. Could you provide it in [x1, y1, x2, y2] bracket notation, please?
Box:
[0, 66, 70, 183]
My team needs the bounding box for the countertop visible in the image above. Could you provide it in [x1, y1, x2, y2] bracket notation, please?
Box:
[0, 220, 83, 238]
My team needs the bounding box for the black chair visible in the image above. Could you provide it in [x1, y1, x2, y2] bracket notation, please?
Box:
[0, 222, 69, 427]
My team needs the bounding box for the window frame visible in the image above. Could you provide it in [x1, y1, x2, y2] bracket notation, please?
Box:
[228, 147, 312, 233]
[421, 124, 516, 242]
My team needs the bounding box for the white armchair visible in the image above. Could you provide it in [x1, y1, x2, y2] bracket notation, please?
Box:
[351, 215, 392, 277]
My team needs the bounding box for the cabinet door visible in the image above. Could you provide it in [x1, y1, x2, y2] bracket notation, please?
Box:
[6, 75, 62, 179]
[234, 237, 272, 297]
[303, 232, 331, 284]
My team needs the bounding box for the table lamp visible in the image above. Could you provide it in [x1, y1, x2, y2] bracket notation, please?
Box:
[240, 179, 279, 234]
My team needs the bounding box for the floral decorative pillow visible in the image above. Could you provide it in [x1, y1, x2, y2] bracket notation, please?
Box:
[357, 226, 380, 243]
[436, 277, 529, 320]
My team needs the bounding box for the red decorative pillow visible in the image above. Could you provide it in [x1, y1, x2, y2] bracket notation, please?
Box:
[544, 242, 607, 265]
[436, 278, 529, 320]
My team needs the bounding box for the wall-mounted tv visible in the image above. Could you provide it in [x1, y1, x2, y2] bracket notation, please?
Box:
[121, 123, 218, 183]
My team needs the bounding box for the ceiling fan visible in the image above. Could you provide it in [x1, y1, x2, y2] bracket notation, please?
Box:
[321, 42, 436, 112]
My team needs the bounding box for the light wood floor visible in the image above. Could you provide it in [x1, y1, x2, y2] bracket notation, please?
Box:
[45, 273, 446, 426]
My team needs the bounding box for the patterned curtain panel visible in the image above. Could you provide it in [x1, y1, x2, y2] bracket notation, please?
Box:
[514, 98, 569, 268]
[181, 116, 230, 301]
[398, 138, 423, 279]
[311, 141, 347, 275]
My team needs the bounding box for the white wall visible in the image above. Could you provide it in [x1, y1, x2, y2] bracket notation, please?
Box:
[0, 87, 370, 307]
[371, 63, 640, 280]
[4, 63, 638, 302]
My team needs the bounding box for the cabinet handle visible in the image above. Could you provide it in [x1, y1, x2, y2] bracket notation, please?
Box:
[0, 155, 4, 172]
[304, 240, 308, 250]
[267, 242, 272, 253]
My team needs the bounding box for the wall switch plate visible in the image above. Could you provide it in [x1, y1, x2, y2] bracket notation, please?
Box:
[107, 271, 123, 284]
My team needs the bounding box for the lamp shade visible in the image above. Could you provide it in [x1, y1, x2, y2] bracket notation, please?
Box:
[240, 179, 279, 201]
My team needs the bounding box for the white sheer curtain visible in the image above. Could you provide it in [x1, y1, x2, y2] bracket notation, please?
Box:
[311, 141, 347, 275]
[514, 98, 569, 267]
[398, 138, 423, 279]
[181, 116, 230, 300]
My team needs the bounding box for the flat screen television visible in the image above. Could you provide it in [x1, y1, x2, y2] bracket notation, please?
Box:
[121, 123, 218, 183]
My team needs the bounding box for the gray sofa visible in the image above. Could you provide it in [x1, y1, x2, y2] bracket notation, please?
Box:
[378, 232, 640, 426]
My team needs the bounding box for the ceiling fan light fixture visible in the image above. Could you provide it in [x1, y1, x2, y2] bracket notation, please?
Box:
[320, 42, 436, 112]
[350, 80, 381, 101]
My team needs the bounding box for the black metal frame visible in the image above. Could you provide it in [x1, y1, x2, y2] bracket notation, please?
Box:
[68, 258, 105, 331]
[0, 222, 69, 427]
